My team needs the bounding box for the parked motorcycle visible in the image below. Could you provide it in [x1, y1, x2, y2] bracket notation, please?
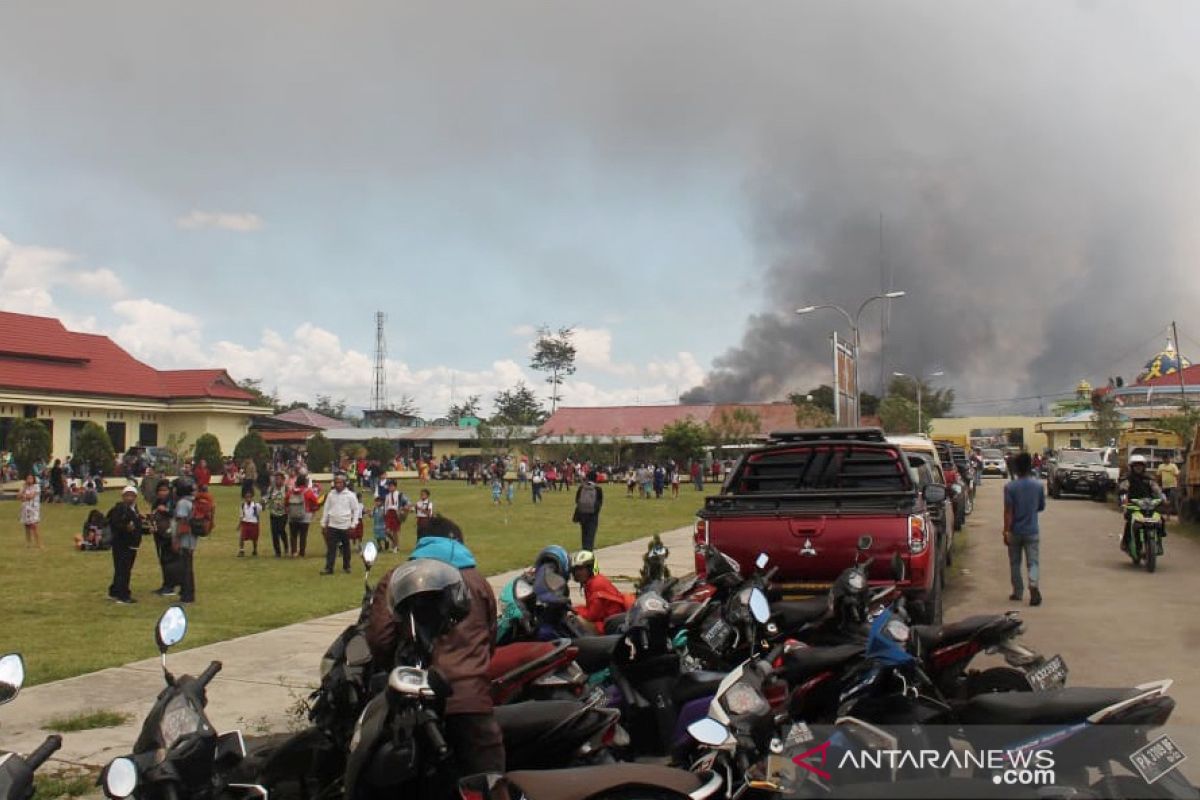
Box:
[99, 606, 264, 800]
[0, 654, 65, 800]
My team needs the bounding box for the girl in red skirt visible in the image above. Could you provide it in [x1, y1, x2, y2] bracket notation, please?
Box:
[238, 488, 262, 557]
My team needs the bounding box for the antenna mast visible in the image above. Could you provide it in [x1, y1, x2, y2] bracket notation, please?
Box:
[372, 311, 388, 411]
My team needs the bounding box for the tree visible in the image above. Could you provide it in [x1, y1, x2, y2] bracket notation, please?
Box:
[860, 392, 881, 417]
[74, 422, 117, 475]
[306, 432, 335, 473]
[393, 394, 420, 417]
[793, 401, 835, 429]
[886, 376, 955, 419]
[706, 408, 761, 457]
[236, 378, 278, 409]
[365, 437, 395, 465]
[448, 394, 482, 422]
[790, 385, 835, 414]
[6, 419, 51, 477]
[1156, 404, 1200, 450]
[313, 395, 347, 420]
[193, 433, 223, 467]
[233, 431, 270, 471]
[1090, 393, 1126, 448]
[878, 395, 921, 434]
[492, 382, 547, 425]
[659, 419, 708, 463]
[529, 325, 577, 414]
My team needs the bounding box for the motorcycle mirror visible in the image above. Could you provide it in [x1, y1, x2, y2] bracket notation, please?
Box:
[755, 553, 769, 570]
[362, 540, 378, 569]
[748, 588, 771, 624]
[688, 717, 731, 747]
[856, 535, 873, 551]
[155, 605, 188, 654]
[0, 653, 25, 705]
[101, 757, 138, 800]
[891, 552, 906, 582]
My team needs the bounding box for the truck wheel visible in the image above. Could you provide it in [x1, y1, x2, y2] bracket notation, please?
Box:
[916, 580, 944, 625]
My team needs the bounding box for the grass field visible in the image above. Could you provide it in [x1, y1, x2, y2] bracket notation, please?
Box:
[0, 480, 706, 685]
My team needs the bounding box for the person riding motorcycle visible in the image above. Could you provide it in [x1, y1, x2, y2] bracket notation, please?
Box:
[1119, 454, 1164, 552]
[365, 515, 505, 777]
[570, 550, 632, 634]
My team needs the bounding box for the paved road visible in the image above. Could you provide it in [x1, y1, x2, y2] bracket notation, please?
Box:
[946, 477, 1200, 780]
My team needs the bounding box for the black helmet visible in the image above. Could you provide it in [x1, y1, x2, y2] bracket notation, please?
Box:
[387, 560, 471, 656]
[173, 476, 195, 497]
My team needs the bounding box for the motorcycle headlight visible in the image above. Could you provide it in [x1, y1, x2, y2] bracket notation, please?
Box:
[721, 682, 769, 717]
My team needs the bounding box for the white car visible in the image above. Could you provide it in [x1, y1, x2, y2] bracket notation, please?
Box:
[980, 449, 1008, 477]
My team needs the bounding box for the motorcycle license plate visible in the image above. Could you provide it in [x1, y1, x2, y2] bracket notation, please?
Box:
[782, 722, 814, 749]
[1130, 734, 1188, 784]
[1026, 655, 1068, 690]
[701, 618, 732, 649]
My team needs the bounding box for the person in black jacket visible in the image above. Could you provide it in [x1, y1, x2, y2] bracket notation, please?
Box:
[107, 485, 144, 604]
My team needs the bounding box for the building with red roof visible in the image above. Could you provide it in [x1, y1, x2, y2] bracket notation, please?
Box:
[534, 402, 804, 446]
[0, 311, 270, 460]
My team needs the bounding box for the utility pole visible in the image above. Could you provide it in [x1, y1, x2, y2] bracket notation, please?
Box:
[1172, 320, 1188, 408]
[371, 311, 387, 411]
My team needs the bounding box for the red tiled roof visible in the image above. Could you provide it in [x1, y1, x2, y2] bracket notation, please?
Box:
[0, 311, 256, 402]
[538, 402, 802, 438]
[260, 430, 314, 443]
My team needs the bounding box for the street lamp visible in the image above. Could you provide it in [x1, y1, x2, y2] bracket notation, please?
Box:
[892, 370, 945, 433]
[796, 291, 906, 426]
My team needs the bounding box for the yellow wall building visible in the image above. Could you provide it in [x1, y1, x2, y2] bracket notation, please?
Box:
[0, 312, 269, 463]
[929, 416, 1057, 453]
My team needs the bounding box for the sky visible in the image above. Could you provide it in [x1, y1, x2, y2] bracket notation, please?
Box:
[4, 1, 1200, 418]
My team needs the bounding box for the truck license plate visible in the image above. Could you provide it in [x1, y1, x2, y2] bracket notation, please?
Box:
[1130, 734, 1187, 784]
[1026, 655, 1068, 690]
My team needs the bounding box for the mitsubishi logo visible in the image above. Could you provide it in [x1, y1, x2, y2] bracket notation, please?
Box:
[800, 538, 818, 557]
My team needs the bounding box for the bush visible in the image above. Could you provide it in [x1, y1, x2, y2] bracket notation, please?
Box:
[73, 422, 116, 476]
[306, 433, 335, 473]
[193, 433, 223, 468]
[365, 437, 395, 465]
[233, 432, 270, 471]
[6, 419, 51, 477]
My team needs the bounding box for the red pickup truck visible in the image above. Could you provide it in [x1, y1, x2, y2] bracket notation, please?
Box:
[694, 428, 947, 624]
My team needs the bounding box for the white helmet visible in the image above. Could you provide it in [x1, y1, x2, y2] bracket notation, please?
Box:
[1129, 455, 1148, 466]
[571, 550, 597, 573]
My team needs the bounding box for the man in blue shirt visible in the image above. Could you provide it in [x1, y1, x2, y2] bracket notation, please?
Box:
[1003, 452, 1045, 606]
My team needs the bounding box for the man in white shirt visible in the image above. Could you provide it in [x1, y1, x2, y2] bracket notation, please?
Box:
[320, 473, 361, 575]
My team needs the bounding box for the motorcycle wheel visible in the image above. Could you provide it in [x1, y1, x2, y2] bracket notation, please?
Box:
[1090, 774, 1190, 799]
[1129, 532, 1142, 566]
[1146, 535, 1157, 573]
[964, 666, 1033, 696]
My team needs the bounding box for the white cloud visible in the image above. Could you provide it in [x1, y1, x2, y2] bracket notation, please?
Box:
[3, 230, 708, 418]
[176, 210, 264, 232]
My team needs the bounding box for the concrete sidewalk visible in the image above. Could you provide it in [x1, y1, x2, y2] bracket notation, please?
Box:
[0, 526, 697, 770]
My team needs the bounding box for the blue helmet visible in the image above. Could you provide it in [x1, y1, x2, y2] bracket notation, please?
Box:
[535, 545, 569, 576]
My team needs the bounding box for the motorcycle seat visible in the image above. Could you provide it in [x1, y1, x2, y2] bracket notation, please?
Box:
[958, 687, 1145, 725]
[506, 763, 706, 800]
[495, 700, 587, 748]
[671, 670, 727, 706]
[669, 600, 704, 628]
[912, 614, 1012, 651]
[781, 642, 864, 682]
[571, 635, 621, 673]
[489, 639, 570, 682]
[772, 598, 830, 631]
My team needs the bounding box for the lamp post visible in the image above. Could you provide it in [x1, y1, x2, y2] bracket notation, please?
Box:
[892, 370, 944, 433]
[796, 291, 906, 426]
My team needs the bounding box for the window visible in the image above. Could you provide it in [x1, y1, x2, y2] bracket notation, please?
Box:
[0, 417, 13, 449]
[138, 423, 159, 447]
[106, 421, 127, 452]
[70, 420, 89, 452]
[735, 445, 911, 493]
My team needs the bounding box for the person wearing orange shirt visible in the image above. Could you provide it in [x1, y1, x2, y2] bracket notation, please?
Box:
[570, 550, 632, 634]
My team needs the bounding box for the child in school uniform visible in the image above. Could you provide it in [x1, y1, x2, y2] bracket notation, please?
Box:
[349, 489, 365, 551]
[415, 489, 434, 537]
[370, 495, 388, 551]
[505, 479, 515, 505]
[491, 477, 503, 505]
[238, 488, 262, 557]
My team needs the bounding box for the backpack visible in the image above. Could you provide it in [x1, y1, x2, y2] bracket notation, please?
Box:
[287, 490, 308, 522]
[576, 483, 598, 515]
[191, 493, 214, 536]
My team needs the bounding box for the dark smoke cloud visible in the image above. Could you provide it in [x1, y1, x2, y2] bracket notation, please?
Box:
[676, 1, 1200, 408]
